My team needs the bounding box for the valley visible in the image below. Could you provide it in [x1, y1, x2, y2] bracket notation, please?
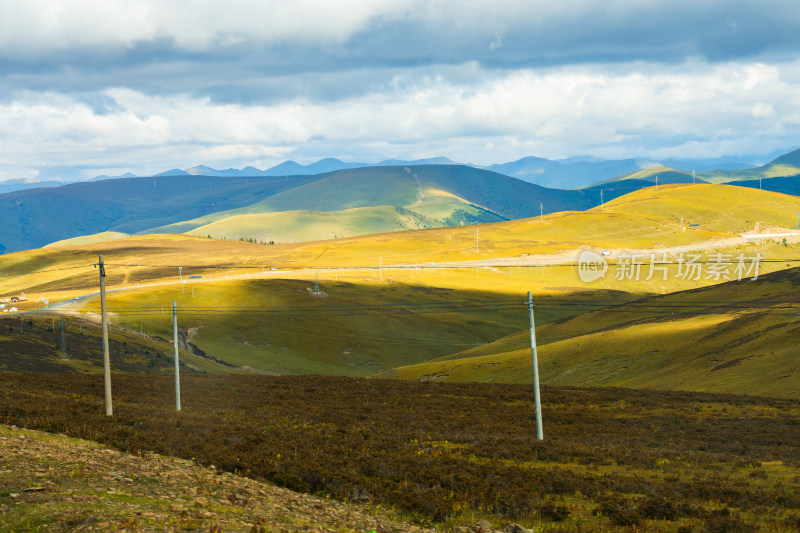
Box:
[3, 164, 800, 532]
[1, 183, 800, 398]
[5, 4, 800, 530]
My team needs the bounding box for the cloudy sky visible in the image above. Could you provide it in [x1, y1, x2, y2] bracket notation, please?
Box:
[2, 0, 800, 181]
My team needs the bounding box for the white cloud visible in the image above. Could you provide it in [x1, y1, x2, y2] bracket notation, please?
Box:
[1, 59, 800, 179]
[0, 0, 408, 57]
[2, 0, 799, 64]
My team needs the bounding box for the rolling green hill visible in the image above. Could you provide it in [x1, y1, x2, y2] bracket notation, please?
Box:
[378, 265, 800, 398]
[726, 175, 800, 199]
[4, 183, 800, 392]
[149, 165, 594, 239]
[186, 205, 440, 242]
[0, 175, 321, 253]
[702, 147, 800, 183]
[45, 231, 130, 248]
[78, 279, 534, 377]
[598, 183, 800, 233]
[0, 166, 594, 254]
[585, 166, 699, 188]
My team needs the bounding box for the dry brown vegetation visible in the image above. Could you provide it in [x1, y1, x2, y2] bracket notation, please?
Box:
[0, 424, 432, 532]
[2, 373, 800, 531]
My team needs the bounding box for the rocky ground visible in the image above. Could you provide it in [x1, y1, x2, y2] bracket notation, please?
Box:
[0, 424, 436, 532]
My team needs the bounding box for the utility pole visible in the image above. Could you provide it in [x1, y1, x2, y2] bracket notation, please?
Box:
[527, 291, 543, 440]
[655, 175, 659, 189]
[98, 255, 112, 416]
[540, 202, 543, 222]
[178, 266, 183, 283]
[172, 301, 181, 411]
[314, 271, 320, 295]
[60, 317, 67, 360]
[600, 190, 604, 210]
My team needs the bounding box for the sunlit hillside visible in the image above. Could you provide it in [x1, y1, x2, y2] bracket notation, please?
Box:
[149, 165, 593, 239]
[2, 184, 799, 303]
[701, 147, 800, 183]
[2, 184, 800, 388]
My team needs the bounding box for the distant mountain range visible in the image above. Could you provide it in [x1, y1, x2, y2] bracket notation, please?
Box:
[2, 150, 794, 195]
[125, 153, 769, 189]
[148, 157, 460, 178]
[2, 148, 800, 254]
[126, 151, 789, 189]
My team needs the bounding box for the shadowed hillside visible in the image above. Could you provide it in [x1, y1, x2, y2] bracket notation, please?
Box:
[151, 165, 595, 238]
[0, 166, 594, 253]
[380, 266, 800, 398]
[0, 175, 320, 253]
[702, 147, 800, 183]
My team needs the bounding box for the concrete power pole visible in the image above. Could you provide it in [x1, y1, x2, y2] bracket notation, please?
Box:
[527, 291, 543, 440]
[172, 300, 181, 411]
[98, 255, 112, 416]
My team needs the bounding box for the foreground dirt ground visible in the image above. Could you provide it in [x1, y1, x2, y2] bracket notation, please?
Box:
[0, 424, 433, 532]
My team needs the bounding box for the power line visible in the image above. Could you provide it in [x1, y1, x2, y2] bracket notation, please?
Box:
[4, 255, 800, 282]
[85, 299, 800, 319]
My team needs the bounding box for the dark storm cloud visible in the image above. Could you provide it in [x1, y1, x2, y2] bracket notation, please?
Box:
[0, 1, 798, 102]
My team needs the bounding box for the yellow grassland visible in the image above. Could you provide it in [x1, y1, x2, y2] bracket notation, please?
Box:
[1, 184, 799, 395]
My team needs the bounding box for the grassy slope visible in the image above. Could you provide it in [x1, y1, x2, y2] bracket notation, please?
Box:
[380, 265, 800, 398]
[3, 184, 798, 309]
[0, 184, 751, 302]
[0, 175, 320, 253]
[80, 279, 533, 376]
[598, 183, 800, 233]
[1, 424, 428, 532]
[702, 148, 800, 183]
[728, 175, 800, 199]
[182, 192, 503, 243]
[0, 313, 224, 374]
[45, 231, 130, 248]
[5, 374, 800, 531]
[3, 185, 800, 386]
[584, 167, 696, 188]
[186, 205, 439, 242]
[151, 165, 591, 238]
[231, 164, 593, 221]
